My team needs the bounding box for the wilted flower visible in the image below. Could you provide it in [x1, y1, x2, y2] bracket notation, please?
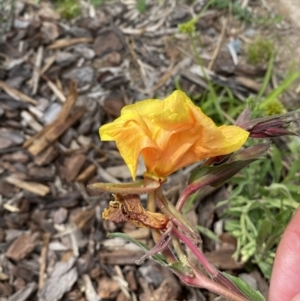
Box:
[102, 194, 169, 229]
[236, 107, 299, 139]
[100, 90, 249, 180]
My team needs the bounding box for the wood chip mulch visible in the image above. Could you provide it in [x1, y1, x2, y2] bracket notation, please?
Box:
[1, 0, 294, 300]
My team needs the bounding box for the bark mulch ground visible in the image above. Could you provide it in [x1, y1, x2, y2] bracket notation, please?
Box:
[0, 1, 298, 300]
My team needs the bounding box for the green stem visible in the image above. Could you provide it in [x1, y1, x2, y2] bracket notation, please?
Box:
[171, 226, 217, 277]
[148, 191, 178, 264]
[155, 188, 194, 232]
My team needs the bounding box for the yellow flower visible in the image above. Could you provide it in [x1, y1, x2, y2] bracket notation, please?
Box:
[100, 90, 249, 180]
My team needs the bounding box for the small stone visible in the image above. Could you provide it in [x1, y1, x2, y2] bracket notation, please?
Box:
[63, 66, 94, 85]
[55, 52, 77, 67]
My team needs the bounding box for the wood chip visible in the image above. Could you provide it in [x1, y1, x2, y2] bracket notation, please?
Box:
[99, 250, 145, 265]
[23, 82, 77, 149]
[97, 276, 120, 299]
[82, 274, 100, 301]
[39, 257, 78, 301]
[6, 233, 40, 261]
[31, 46, 43, 94]
[5, 175, 50, 196]
[47, 37, 93, 50]
[0, 80, 38, 105]
[204, 249, 244, 270]
[60, 153, 86, 182]
[75, 164, 96, 182]
[8, 282, 37, 301]
[39, 233, 51, 289]
[28, 107, 85, 156]
[72, 208, 95, 231]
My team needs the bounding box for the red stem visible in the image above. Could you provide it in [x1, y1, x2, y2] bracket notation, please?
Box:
[180, 270, 249, 301]
[171, 226, 247, 298]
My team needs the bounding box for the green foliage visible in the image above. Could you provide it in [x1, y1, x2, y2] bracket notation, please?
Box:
[56, 0, 81, 20]
[219, 142, 300, 279]
[136, 0, 147, 13]
[247, 37, 273, 65]
[263, 99, 285, 115]
[178, 18, 196, 34]
[179, 18, 300, 279]
[0, 0, 15, 41]
[254, 13, 283, 26]
[90, 0, 106, 7]
[209, 0, 252, 22]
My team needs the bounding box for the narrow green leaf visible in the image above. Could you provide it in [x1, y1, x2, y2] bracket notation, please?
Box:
[196, 225, 221, 243]
[223, 272, 265, 301]
[108, 232, 168, 265]
[256, 219, 272, 248]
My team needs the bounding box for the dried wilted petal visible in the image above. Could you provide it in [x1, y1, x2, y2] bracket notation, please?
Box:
[102, 194, 169, 229]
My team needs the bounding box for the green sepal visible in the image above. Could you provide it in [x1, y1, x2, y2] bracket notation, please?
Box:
[189, 144, 270, 187]
[169, 261, 194, 277]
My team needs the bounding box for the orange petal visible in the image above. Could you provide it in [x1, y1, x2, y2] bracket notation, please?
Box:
[100, 90, 249, 179]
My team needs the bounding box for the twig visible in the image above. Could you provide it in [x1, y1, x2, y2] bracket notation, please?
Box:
[32, 46, 43, 94]
[82, 274, 100, 301]
[0, 80, 38, 105]
[38, 233, 51, 289]
[208, 18, 228, 70]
